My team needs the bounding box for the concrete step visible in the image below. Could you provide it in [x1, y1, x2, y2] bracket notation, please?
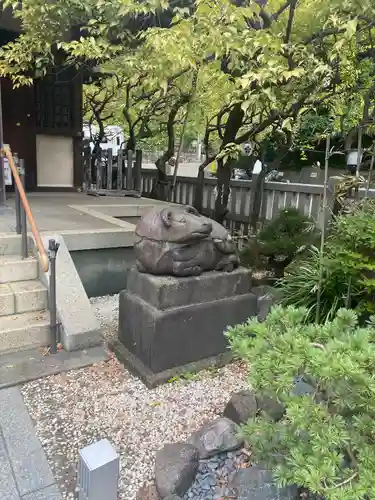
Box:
[0, 255, 38, 284]
[0, 235, 29, 256]
[0, 310, 50, 354]
[0, 280, 48, 317]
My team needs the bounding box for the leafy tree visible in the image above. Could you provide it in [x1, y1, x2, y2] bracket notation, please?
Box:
[226, 305, 375, 500]
[2, 0, 375, 218]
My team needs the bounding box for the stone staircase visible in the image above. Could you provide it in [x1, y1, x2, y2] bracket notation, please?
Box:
[0, 254, 50, 354]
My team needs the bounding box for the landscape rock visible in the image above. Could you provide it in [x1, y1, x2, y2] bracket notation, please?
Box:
[136, 484, 160, 500]
[155, 443, 199, 497]
[188, 417, 243, 459]
[256, 378, 315, 423]
[224, 390, 258, 425]
[256, 394, 285, 421]
[292, 376, 315, 397]
[230, 467, 298, 500]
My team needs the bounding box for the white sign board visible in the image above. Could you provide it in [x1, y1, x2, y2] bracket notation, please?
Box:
[3, 144, 12, 185]
[252, 160, 262, 175]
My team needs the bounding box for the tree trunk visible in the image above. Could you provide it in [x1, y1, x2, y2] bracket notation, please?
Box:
[194, 168, 205, 213]
[91, 115, 105, 185]
[171, 71, 199, 198]
[193, 123, 211, 213]
[214, 103, 244, 223]
[126, 129, 136, 152]
[151, 97, 188, 201]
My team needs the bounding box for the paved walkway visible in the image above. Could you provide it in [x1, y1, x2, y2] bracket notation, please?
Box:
[0, 387, 61, 500]
[0, 191, 159, 234]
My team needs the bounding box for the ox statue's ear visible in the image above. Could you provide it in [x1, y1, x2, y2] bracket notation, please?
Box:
[160, 208, 172, 228]
[186, 205, 200, 216]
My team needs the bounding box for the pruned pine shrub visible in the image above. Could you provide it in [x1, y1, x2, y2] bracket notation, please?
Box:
[226, 305, 375, 500]
[241, 208, 318, 278]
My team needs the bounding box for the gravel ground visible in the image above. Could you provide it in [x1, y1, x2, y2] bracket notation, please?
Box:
[184, 450, 250, 500]
[90, 293, 119, 344]
[20, 295, 248, 500]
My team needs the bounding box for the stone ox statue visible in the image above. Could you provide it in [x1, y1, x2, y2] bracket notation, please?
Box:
[134, 205, 239, 276]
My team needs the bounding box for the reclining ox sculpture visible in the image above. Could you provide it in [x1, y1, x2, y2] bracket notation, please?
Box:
[134, 205, 239, 277]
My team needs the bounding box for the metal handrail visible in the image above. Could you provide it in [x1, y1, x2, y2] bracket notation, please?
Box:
[1, 147, 49, 272]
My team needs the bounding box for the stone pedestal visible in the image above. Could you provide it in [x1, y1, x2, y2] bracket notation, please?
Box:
[116, 267, 257, 386]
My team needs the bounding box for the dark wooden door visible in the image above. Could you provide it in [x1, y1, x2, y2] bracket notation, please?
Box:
[2, 78, 37, 190]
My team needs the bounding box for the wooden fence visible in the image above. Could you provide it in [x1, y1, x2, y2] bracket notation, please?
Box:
[83, 149, 143, 195]
[83, 149, 375, 244]
[141, 169, 326, 240]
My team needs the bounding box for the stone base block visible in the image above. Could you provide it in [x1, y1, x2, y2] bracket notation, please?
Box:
[118, 267, 257, 381]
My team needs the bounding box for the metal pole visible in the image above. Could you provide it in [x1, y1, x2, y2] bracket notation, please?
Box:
[48, 239, 60, 353]
[316, 134, 330, 324]
[0, 81, 5, 205]
[15, 157, 21, 235]
[18, 157, 28, 258]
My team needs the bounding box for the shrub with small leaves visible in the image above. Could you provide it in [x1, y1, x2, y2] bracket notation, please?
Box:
[241, 208, 318, 277]
[225, 305, 375, 500]
[279, 203, 375, 323]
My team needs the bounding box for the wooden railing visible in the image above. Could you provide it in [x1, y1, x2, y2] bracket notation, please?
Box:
[2, 147, 49, 272]
[140, 168, 375, 241]
[141, 169, 325, 222]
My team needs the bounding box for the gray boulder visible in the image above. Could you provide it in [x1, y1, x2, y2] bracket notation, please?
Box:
[292, 377, 315, 397]
[257, 377, 315, 422]
[256, 394, 285, 421]
[230, 467, 298, 500]
[224, 390, 258, 425]
[155, 443, 199, 497]
[188, 417, 243, 459]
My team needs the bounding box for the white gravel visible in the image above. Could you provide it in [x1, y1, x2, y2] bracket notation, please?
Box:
[20, 295, 248, 500]
[90, 293, 119, 343]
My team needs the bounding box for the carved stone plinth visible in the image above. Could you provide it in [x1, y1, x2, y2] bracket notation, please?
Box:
[115, 267, 257, 386]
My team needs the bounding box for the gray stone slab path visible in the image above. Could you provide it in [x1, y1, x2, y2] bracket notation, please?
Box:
[0, 386, 62, 500]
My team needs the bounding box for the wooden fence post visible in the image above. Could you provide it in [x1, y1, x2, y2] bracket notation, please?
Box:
[126, 150, 133, 190]
[117, 149, 123, 190]
[83, 150, 91, 192]
[134, 150, 142, 192]
[96, 154, 103, 190]
[107, 149, 113, 190]
[249, 162, 266, 232]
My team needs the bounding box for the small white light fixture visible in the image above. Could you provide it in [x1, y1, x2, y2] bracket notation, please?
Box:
[346, 149, 362, 167]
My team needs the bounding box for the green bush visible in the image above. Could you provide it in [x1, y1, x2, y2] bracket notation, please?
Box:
[279, 203, 375, 323]
[241, 208, 318, 277]
[279, 246, 360, 323]
[226, 305, 375, 500]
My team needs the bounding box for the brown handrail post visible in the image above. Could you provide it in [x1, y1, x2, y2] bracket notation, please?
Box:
[1, 147, 49, 272]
